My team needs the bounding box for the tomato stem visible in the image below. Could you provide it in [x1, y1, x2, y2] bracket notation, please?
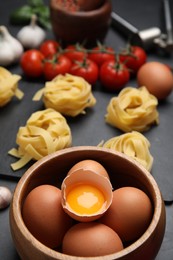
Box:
[120, 43, 137, 59]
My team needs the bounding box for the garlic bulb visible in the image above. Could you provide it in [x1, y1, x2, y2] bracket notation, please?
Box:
[0, 25, 23, 66]
[0, 186, 12, 209]
[17, 15, 46, 49]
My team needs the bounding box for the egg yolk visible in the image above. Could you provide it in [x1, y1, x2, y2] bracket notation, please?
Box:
[66, 184, 106, 215]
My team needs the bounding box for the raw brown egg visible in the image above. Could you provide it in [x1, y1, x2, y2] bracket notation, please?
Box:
[137, 61, 173, 100]
[62, 222, 124, 257]
[100, 187, 153, 242]
[67, 159, 110, 179]
[22, 184, 73, 248]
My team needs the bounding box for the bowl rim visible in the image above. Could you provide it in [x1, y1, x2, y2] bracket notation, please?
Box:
[50, 0, 112, 18]
[11, 146, 164, 260]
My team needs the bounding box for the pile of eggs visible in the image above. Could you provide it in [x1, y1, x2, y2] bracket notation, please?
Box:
[22, 159, 153, 257]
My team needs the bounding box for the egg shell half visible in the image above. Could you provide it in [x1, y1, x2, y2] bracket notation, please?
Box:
[61, 169, 113, 222]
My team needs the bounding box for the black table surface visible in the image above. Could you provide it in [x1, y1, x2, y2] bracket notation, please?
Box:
[0, 0, 173, 259]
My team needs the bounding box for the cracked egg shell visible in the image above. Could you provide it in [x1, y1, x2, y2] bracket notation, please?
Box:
[61, 168, 113, 222]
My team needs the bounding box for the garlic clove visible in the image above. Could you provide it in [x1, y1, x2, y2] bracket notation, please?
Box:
[0, 186, 12, 209]
[0, 25, 23, 66]
[17, 15, 46, 49]
[0, 42, 14, 66]
[10, 37, 24, 62]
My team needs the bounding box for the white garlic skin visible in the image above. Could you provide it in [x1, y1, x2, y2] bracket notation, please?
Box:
[17, 15, 46, 49]
[0, 42, 14, 66]
[9, 35, 24, 62]
[0, 186, 12, 209]
[0, 25, 23, 66]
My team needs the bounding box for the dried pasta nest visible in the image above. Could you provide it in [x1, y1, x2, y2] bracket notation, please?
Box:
[105, 86, 159, 132]
[0, 66, 23, 107]
[8, 108, 72, 171]
[99, 131, 153, 171]
[33, 73, 96, 117]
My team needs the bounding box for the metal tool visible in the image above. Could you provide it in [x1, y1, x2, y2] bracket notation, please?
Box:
[154, 0, 173, 52]
[111, 0, 173, 53]
[111, 12, 161, 51]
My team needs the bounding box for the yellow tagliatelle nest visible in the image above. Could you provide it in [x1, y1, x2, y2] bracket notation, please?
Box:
[8, 108, 72, 171]
[0, 66, 23, 107]
[105, 86, 159, 132]
[100, 131, 153, 171]
[33, 73, 96, 117]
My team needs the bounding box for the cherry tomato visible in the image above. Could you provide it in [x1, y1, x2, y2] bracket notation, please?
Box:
[88, 45, 115, 67]
[43, 55, 72, 81]
[64, 44, 87, 62]
[100, 60, 130, 91]
[120, 45, 147, 74]
[70, 58, 99, 85]
[40, 40, 59, 58]
[20, 49, 44, 78]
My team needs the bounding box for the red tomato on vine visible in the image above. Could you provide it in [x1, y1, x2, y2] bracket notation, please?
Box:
[20, 49, 44, 78]
[43, 55, 72, 80]
[100, 60, 130, 91]
[120, 45, 147, 74]
[88, 44, 115, 67]
[40, 40, 59, 58]
[64, 44, 87, 62]
[70, 58, 99, 85]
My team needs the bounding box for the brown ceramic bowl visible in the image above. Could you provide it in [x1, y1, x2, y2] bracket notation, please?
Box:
[10, 146, 166, 260]
[49, 0, 112, 46]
